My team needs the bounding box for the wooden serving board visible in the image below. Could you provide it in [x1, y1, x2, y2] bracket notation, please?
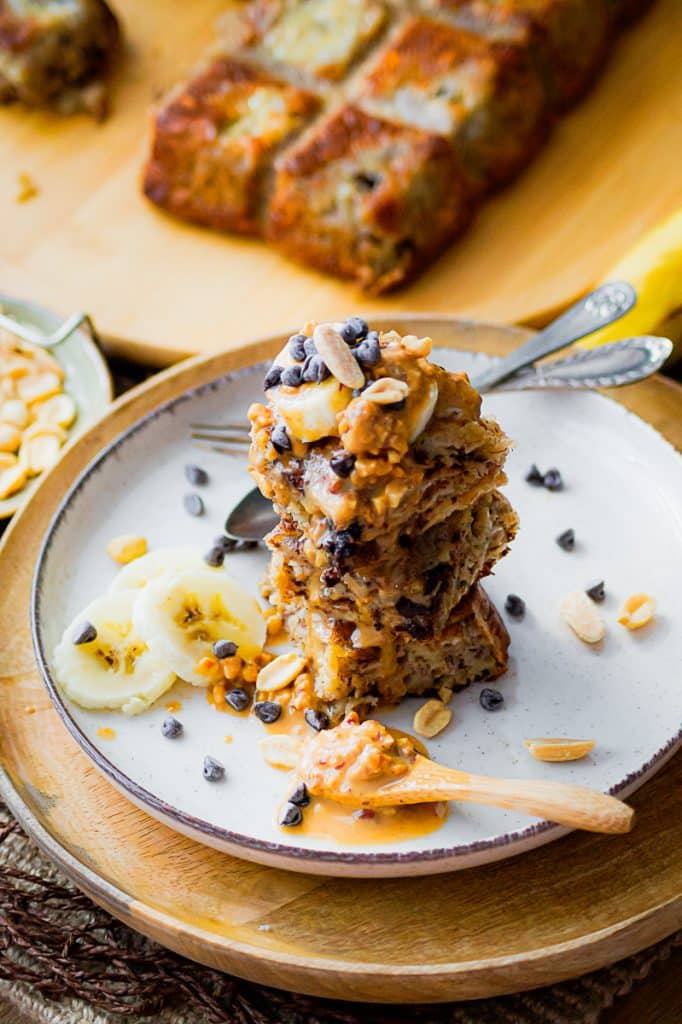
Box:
[1, 1, 682, 366]
[1, 318, 680, 1003]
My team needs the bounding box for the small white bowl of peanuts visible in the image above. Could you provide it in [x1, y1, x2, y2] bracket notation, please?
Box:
[0, 294, 113, 519]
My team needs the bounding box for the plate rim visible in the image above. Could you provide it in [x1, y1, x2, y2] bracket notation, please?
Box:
[30, 339, 682, 871]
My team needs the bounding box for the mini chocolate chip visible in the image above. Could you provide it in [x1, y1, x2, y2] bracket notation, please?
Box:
[271, 424, 291, 453]
[525, 464, 544, 486]
[185, 464, 209, 486]
[287, 333, 307, 362]
[586, 580, 606, 602]
[351, 383, 369, 398]
[315, 358, 330, 382]
[213, 639, 238, 659]
[322, 528, 356, 558]
[72, 621, 97, 645]
[204, 546, 225, 567]
[385, 399, 406, 412]
[556, 528, 575, 551]
[341, 316, 368, 344]
[226, 688, 250, 712]
[543, 468, 563, 491]
[304, 336, 317, 357]
[263, 364, 282, 390]
[353, 171, 381, 192]
[354, 332, 381, 367]
[202, 756, 225, 782]
[305, 708, 330, 732]
[396, 596, 427, 618]
[162, 716, 183, 738]
[214, 534, 238, 553]
[254, 700, 282, 724]
[330, 451, 356, 478]
[302, 355, 326, 383]
[479, 688, 504, 711]
[505, 594, 526, 619]
[281, 365, 304, 387]
[183, 493, 204, 517]
[240, 540, 259, 549]
[288, 782, 311, 807]
[280, 802, 303, 827]
[321, 568, 341, 586]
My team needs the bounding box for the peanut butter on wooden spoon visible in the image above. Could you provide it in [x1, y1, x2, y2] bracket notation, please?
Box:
[297, 713, 634, 836]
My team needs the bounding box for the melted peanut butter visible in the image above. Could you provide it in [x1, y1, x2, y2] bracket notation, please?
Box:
[289, 796, 447, 845]
[96, 727, 116, 740]
[165, 700, 182, 713]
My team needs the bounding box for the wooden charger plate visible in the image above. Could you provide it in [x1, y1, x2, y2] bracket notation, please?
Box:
[1, 318, 681, 1003]
[1, 0, 682, 365]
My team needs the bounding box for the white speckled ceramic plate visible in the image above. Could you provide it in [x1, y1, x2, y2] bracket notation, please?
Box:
[31, 349, 682, 877]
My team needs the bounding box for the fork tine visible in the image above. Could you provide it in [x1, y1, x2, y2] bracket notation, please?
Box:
[190, 422, 249, 433]
[190, 431, 250, 445]
[192, 441, 249, 456]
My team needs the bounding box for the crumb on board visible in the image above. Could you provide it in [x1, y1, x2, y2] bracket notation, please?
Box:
[16, 172, 39, 203]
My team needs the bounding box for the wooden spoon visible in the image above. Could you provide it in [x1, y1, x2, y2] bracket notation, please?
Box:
[306, 755, 634, 835]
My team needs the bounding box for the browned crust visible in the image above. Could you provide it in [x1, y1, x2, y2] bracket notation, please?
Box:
[468, 583, 511, 678]
[266, 104, 473, 292]
[142, 57, 319, 235]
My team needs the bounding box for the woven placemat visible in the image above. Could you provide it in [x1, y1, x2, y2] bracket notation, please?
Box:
[1, 800, 680, 1024]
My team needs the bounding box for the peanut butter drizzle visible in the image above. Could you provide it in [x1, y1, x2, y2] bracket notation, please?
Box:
[96, 727, 116, 740]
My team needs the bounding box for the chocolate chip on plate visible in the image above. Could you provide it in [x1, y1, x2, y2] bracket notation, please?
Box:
[281, 364, 304, 388]
[288, 782, 311, 808]
[72, 621, 97, 645]
[254, 700, 282, 724]
[185, 464, 209, 486]
[226, 688, 250, 712]
[270, 424, 292, 453]
[287, 333, 307, 362]
[204, 546, 225, 568]
[543, 468, 563, 491]
[162, 716, 183, 739]
[305, 708, 330, 732]
[183, 492, 204, 517]
[213, 534, 238, 553]
[213, 639, 238, 659]
[279, 802, 303, 827]
[556, 528, 575, 551]
[586, 580, 606, 602]
[202, 756, 225, 782]
[505, 594, 526, 619]
[263, 364, 283, 390]
[525, 464, 544, 486]
[330, 450, 356, 478]
[479, 688, 504, 711]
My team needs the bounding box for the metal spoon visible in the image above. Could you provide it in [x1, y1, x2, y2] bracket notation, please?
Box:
[224, 334, 672, 542]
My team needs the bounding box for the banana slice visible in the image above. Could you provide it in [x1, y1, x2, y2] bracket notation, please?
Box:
[407, 379, 439, 442]
[110, 545, 215, 593]
[133, 568, 265, 686]
[270, 343, 351, 443]
[54, 591, 176, 715]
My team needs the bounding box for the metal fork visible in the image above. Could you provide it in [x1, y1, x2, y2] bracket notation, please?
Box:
[189, 334, 672, 457]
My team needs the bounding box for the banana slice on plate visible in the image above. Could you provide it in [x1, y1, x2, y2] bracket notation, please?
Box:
[133, 568, 265, 686]
[54, 591, 176, 715]
[110, 545, 216, 593]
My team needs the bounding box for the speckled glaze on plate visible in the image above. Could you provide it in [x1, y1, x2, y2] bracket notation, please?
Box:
[0, 293, 113, 518]
[31, 347, 682, 877]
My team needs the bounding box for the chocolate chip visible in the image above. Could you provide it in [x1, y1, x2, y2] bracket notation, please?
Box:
[281, 365, 303, 388]
[254, 700, 282, 724]
[525, 464, 544, 486]
[479, 688, 504, 711]
[322, 527, 357, 559]
[353, 171, 381, 192]
[204, 546, 225, 567]
[396, 596, 426, 618]
[213, 534, 238, 553]
[354, 332, 381, 367]
[330, 451, 356, 478]
[226, 688, 250, 712]
[202, 756, 225, 782]
[586, 580, 606, 602]
[287, 333, 307, 362]
[385, 399, 406, 412]
[556, 528, 575, 551]
[288, 782, 311, 807]
[505, 594, 526, 619]
[72, 621, 97, 645]
[162, 716, 183, 739]
[280, 802, 303, 827]
[341, 317, 368, 344]
[263, 364, 282, 390]
[183, 493, 204, 517]
[271, 424, 291, 453]
[213, 639, 238, 659]
[304, 336, 317, 357]
[185, 464, 209, 486]
[305, 708, 330, 732]
[302, 355, 329, 383]
[543, 468, 563, 491]
[321, 568, 341, 587]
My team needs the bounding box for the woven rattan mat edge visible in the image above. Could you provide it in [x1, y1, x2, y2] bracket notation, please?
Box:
[1, 801, 681, 1024]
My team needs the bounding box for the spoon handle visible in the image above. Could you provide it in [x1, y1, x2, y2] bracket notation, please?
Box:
[490, 335, 672, 392]
[379, 758, 634, 834]
[471, 281, 637, 392]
